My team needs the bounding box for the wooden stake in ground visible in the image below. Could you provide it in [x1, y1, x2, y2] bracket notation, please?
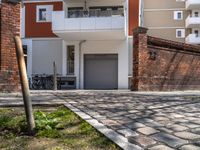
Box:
[53, 61, 57, 91]
[14, 36, 35, 134]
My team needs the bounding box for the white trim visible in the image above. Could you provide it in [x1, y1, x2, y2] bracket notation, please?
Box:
[174, 11, 183, 20]
[62, 40, 67, 76]
[24, 0, 63, 3]
[24, 37, 62, 40]
[144, 8, 186, 12]
[36, 5, 53, 23]
[147, 27, 186, 29]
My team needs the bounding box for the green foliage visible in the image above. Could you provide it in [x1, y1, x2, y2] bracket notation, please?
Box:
[34, 110, 59, 130]
[0, 107, 121, 150]
[0, 115, 12, 128]
[37, 129, 62, 138]
[78, 121, 95, 135]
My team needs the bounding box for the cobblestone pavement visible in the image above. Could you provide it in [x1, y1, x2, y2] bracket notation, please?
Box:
[0, 91, 65, 106]
[56, 91, 200, 150]
[1, 90, 200, 150]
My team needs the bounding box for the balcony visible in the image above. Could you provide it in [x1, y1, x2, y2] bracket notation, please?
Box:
[52, 10, 126, 41]
[186, 34, 200, 44]
[186, 0, 200, 10]
[186, 16, 200, 28]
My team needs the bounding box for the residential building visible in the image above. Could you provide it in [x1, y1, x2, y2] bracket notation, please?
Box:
[141, 0, 200, 45]
[21, 0, 139, 90]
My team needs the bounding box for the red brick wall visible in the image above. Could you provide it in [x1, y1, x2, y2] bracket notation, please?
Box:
[132, 27, 200, 91]
[0, 1, 20, 92]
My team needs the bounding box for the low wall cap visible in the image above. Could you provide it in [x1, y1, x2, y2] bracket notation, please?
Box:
[133, 27, 148, 35]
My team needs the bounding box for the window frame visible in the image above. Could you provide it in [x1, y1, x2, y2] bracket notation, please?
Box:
[174, 11, 183, 20]
[176, 29, 185, 38]
[36, 5, 53, 23]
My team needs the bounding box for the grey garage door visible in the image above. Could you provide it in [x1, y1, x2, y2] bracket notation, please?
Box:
[84, 54, 118, 90]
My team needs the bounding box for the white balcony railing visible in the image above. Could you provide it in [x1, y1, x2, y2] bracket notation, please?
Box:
[186, 34, 200, 44]
[67, 9, 124, 18]
[186, 0, 200, 9]
[186, 16, 200, 28]
[52, 10, 126, 40]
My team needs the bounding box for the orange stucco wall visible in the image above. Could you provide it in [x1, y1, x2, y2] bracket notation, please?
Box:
[129, 0, 139, 35]
[25, 2, 63, 38]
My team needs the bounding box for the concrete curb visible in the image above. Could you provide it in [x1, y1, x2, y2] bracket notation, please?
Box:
[0, 103, 64, 108]
[64, 103, 143, 150]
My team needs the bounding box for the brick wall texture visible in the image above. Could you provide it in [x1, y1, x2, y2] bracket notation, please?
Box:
[0, 1, 20, 92]
[132, 27, 200, 91]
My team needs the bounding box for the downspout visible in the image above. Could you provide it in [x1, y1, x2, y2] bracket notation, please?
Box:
[139, 0, 144, 27]
[79, 40, 86, 89]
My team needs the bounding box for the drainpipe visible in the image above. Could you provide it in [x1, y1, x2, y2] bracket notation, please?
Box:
[139, 0, 144, 27]
[79, 40, 86, 89]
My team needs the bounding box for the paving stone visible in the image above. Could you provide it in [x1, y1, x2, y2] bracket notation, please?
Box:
[180, 144, 200, 150]
[180, 122, 200, 129]
[128, 135, 157, 147]
[117, 128, 139, 137]
[191, 128, 200, 134]
[154, 116, 170, 121]
[157, 127, 173, 133]
[153, 133, 188, 148]
[191, 120, 200, 125]
[168, 124, 188, 131]
[100, 119, 119, 126]
[137, 127, 159, 135]
[148, 145, 174, 150]
[174, 132, 200, 140]
[125, 122, 146, 129]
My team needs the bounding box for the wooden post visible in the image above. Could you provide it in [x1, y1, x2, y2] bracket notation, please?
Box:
[14, 36, 35, 134]
[53, 61, 57, 91]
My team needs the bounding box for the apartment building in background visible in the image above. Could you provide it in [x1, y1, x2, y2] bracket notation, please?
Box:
[141, 0, 200, 45]
[21, 0, 139, 90]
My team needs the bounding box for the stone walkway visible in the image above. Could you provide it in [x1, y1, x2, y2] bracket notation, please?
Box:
[1, 90, 200, 150]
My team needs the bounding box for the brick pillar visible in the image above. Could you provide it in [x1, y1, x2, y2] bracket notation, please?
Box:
[0, 0, 20, 92]
[131, 27, 148, 91]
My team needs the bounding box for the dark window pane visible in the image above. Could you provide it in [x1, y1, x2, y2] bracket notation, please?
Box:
[39, 8, 46, 21]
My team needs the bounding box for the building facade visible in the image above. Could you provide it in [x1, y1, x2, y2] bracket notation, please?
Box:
[21, 0, 139, 90]
[141, 0, 200, 45]
[0, 0, 20, 92]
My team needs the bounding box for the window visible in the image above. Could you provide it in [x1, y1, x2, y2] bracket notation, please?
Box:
[194, 12, 199, 17]
[174, 11, 183, 20]
[194, 30, 199, 37]
[68, 7, 84, 18]
[176, 29, 185, 38]
[23, 45, 28, 69]
[39, 8, 47, 21]
[67, 46, 75, 75]
[36, 5, 53, 22]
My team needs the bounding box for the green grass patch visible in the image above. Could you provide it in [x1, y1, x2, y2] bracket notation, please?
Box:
[0, 107, 121, 150]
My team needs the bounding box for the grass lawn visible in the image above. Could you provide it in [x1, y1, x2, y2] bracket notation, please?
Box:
[0, 107, 121, 150]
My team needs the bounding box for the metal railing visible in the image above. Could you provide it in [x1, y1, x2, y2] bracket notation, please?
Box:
[67, 9, 124, 18]
[67, 60, 75, 75]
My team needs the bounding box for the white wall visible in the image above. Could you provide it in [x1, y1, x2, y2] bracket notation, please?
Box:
[32, 39, 63, 75]
[21, 6, 25, 38]
[22, 39, 32, 78]
[79, 40, 129, 89]
[128, 37, 133, 76]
